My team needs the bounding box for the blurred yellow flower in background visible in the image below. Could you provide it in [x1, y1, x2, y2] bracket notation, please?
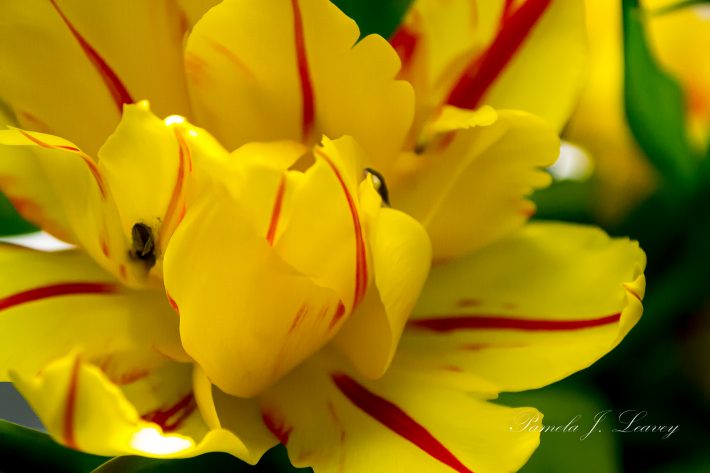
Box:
[565, 0, 710, 223]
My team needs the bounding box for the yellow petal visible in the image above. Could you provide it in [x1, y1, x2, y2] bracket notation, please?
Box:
[391, 0, 501, 136]
[0, 126, 127, 282]
[0, 104, 75, 241]
[12, 353, 261, 460]
[193, 365, 280, 465]
[273, 136, 370, 312]
[0, 0, 191, 154]
[334, 205, 431, 379]
[0, 245, 187, 382]
[163, 183, 342, 397]
[1, 102, 228, 286]
[258, 351, 541, 473]
[402, 222, 646, 392]
[394, 109, 557, 261]
[184, 0, 413, 170]
[446, 0, 587, 131]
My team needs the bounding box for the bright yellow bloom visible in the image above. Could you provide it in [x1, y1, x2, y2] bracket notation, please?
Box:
[0, 1, 645, 472]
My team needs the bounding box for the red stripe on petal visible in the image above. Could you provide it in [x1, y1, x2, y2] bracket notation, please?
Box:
[390, 24, 419, 69]
[447, 0, 551, 109]
[159, 129, 190, 247]
[142, 393, 196, 433]
[17, 130, 108, 199]
[329, 301, 346, 330]
[63, 357, 81, 449]
[291, 0, 315, 141]
[49, 0, 133, 112]
[332, 374, 474, 473]
[0, 282, 117, 312]
[266, 175, 287, 246]
[262, 410, 292, 445]
[409, 313, 622, 333]
[316, 149, 368, 308]
[289, 303, 309, 334]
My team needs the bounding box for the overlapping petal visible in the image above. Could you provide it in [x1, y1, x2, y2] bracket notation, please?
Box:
[400, 222, 646, 393]
[0, 0, 192, 154]
[164, 135, 430, 397]
[250, 350, 541, 473]
[0, 103, 225, 286]
[393, 0, 586, 132]
[393, 109, 557, 261]
[184, 0, 413, 170]
[0, 104, 74, 241]
[0, 244, 268, 461]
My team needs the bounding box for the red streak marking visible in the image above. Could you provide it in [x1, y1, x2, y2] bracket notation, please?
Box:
[409, 313, 622, 333]
[100, 238, 110, 258]
[207, 38, 255, 79]
[262, 410, 292, 445]
[501, 0, 517, 27]
[17, 130, 107, 199]
[49, 0, 133, 112]
[159, 129, 189, 247]
[142, 393, 196, 433]
[457, 298, 482, 308]
[63, 357, 81, 449]
[291, 0, 315, 140]
[332, 373, 474, 473]
[329, 301, 346, 330]
[447, 0, 551, 109]
[316, 149, 368, 308]
[266, 175, 287, 246]
[0, 282, 117, 312]
[17, 110, 51, 133]
[117, 369, 150, 386]
[119, 264, 127, 281]
[166, 293, 180, 314]
[390, 24, 419, 69]
[327, 401, 347, 444]
[288, 303, 309, 333]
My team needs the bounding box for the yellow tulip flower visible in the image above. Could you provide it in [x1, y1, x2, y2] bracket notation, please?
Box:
[0, 1, 645, 472]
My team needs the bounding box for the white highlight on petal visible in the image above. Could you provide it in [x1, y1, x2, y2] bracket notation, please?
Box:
[0, 231, 74, 252]
[694, 5, 710, 20]
[548, 141, 593, 181]
[165, 115, 186, 126]
[130, 427, 193, 455]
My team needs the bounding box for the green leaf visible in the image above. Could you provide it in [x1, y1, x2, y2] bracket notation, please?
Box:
[0, 191, 37, 237]
[622, 0, 700, 189]
[0, 420, 108, 473]
[90, 446, 309, 473]
[498, 381, 622, 473]
[330, 0, 413, 38]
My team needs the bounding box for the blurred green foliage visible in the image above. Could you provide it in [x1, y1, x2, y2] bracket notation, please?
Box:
[0, 421, 107, 473]
[0, 191, 36, 237]
[622, 0, 700, 190]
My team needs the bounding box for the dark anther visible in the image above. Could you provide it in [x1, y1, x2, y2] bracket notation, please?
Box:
[364, 167, 390, 206]
[131, 223, 156, 268]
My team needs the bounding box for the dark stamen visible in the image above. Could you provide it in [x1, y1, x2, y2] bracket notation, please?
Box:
[131, 223, 156, 268]
[364, 168, 390, 206]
